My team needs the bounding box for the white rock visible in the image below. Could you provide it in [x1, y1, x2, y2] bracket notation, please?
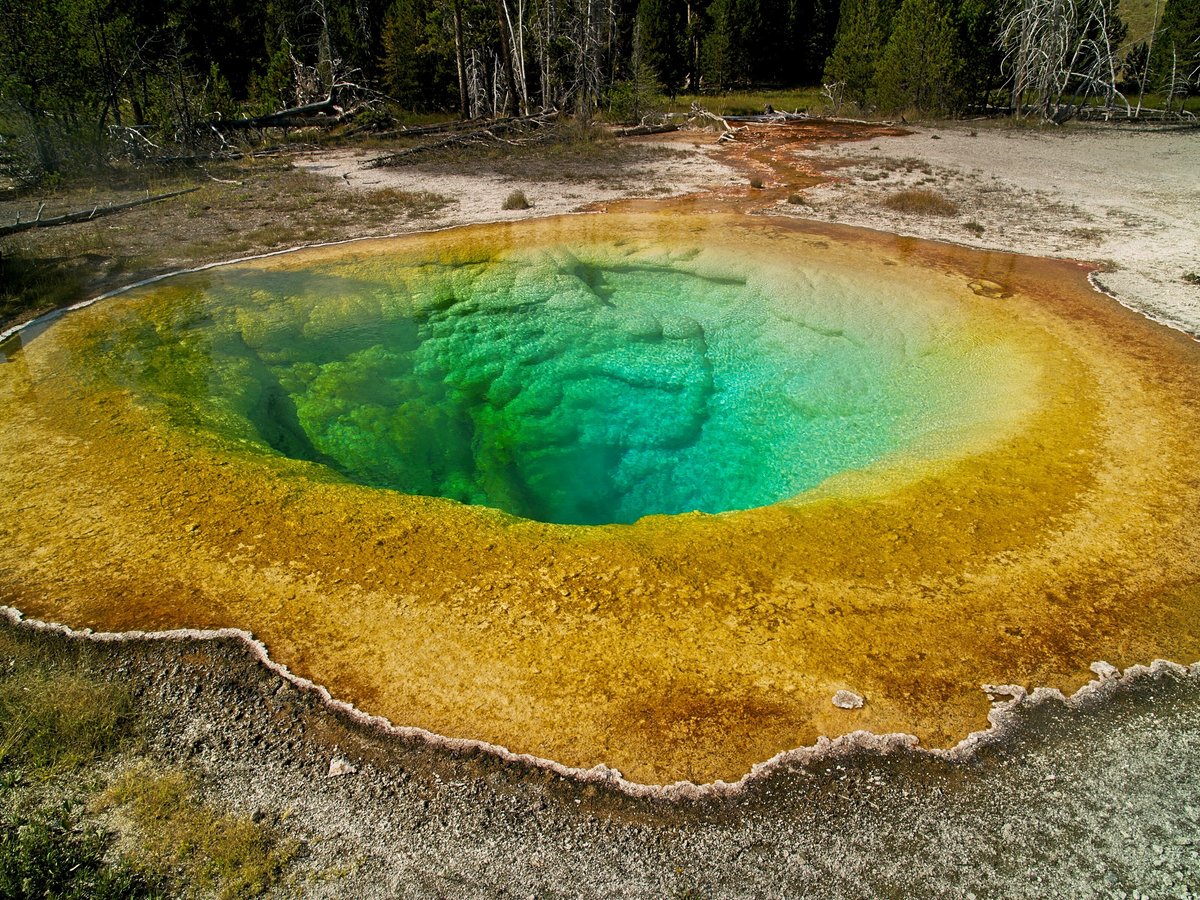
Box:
[982, 683, 1027, 702]
[832, 690, 865, 710]
[1090, 660, 1121, 680]
[327, 756, 358, 777]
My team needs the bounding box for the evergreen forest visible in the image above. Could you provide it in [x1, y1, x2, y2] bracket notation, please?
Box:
[1, 0, 1198, 181]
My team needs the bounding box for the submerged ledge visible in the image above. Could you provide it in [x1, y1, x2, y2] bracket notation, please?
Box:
[3, 603, 1197, 800]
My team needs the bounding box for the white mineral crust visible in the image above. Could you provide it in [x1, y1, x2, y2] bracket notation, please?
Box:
[831, 690, 864, 710]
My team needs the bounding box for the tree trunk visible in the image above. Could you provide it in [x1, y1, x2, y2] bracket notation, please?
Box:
[493, 0, 521, 115]
[0, 189, 200, 239]
[452, 0, 469, 118]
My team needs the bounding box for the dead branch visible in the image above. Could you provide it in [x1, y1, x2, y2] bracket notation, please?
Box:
[151, 145, 301, 166]
[370, 121, 464, 139]
[212, 94, 343, 130]
[361, 112, 559, 168]
[0, 188, 199, 238]
[613, 123, 679, 137]
[686, 103, 733, 133]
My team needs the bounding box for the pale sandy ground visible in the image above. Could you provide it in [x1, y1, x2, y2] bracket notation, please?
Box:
[300, 124, 1200, 337]
[784, 122, 1200, 335]
[295, 136, 742, 227]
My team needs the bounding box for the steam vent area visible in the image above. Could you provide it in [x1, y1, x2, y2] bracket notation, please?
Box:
[2, 210, 1199, 786]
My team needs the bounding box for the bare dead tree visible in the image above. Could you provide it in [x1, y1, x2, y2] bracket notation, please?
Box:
[569, 0, 604, 121]
[499, 0, 530, 114]
[467, 48, 486, 118]
[530, 0, 562, 110]
[1135, 0, 1163, 116]
[450, 0, 469, 118]
[492, 0, 521, 115]
[998, 0, 1126, 122]
[821, 81, 847, 117]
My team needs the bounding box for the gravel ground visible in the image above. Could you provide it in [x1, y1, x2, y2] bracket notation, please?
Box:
[5, 615, 1198, 899]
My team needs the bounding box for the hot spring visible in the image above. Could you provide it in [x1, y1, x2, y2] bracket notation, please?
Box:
[68, 219, 1024, 525]
[3, 211, 1200, 784]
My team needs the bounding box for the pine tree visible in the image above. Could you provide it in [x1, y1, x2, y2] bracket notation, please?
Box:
[636, 0, 688, 93]
[955, 0, 1003, 110]
[381, 0, 454, 110]
[873, 0, 962, 114]
[822, 0, 899, 107]
[786, 0, 841, 85]
[1150, 0, 1200, 97]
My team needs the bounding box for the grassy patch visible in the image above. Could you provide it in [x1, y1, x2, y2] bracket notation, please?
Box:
[882, 189, 960, 217]
[963, 221, 986, 235]
[0, 249, 87, 327]
[502, 189, 531, 210]
[1, 779, 165, 900]
[1183, 272, 1200, 286]
[1118, 0, 1160, 48]
[666, 88, 825, 117]
[101, 767, 297, 899]
[0, 158, 461, 331]
[0, 632, 158, 898]
[0, 671, 136, 774]
[360, 188, 448, 219]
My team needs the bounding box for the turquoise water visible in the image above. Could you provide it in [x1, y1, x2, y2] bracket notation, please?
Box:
[74, 239, 984, 525]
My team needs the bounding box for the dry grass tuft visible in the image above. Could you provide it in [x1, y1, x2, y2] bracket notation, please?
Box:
[882, 189, 959, 217]
[502, 189, 531, 210]
[361, 188, 448, 219]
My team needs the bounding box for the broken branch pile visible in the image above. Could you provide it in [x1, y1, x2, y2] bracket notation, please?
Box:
[362, 112, 560, 168]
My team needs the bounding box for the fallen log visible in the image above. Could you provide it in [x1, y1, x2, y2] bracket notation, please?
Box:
[614, 123, 680, 137]
[211, 95, 343, 130]
[362, 112, 559, 169]
[151, 146, 300, 166]
[0, 188, 199, 238]
[371, 116, 521, 140]
[687, 103, 732, 132]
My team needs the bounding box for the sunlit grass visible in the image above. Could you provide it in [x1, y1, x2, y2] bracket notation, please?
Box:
[0, 671, 136, 774]
[100, 767, 298, 900]
[666, 88, 826, 117]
